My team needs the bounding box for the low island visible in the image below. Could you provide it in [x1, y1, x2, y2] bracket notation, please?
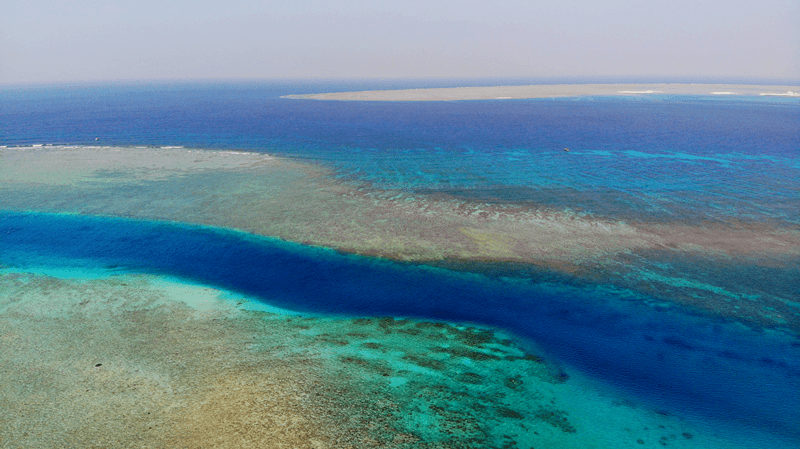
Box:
[285, 83, 800, 101]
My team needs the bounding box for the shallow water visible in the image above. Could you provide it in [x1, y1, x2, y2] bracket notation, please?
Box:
[1, 81, 799, 448]
[6, 266, 768, 449]
[3, 83, 798, 225]
[2, 210, 799, 445]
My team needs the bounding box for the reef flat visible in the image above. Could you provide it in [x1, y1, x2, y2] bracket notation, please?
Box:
[3, 81, 799, 449]
[2, 145, 799, 449]
[2, 146, 798, 331]
[1, 268, 768, 449]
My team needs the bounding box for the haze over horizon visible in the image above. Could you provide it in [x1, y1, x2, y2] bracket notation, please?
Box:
[2, 0, 799, 85]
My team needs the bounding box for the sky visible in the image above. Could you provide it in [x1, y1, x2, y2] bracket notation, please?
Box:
[1, 0, 799, 85]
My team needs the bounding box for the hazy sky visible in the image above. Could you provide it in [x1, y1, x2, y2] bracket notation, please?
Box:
[2, 0, 798, 84]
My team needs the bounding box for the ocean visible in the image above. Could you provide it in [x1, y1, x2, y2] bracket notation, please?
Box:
[1, 80, 799, 448]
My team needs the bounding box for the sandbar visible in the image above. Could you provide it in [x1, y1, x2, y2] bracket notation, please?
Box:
[284, 83, 800, 101]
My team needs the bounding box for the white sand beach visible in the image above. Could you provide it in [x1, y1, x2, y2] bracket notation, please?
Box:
[285, 84, 800, 101]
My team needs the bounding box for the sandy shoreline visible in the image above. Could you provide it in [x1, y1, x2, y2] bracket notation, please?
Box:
[285, 83, 800, 101]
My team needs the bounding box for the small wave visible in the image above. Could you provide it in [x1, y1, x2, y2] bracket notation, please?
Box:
[218, 150, 255, 156]
[759, 91, 799, 97]
[712, 92, 736, 95]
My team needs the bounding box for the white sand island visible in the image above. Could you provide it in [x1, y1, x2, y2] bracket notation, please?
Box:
[284, 83, 800, 101]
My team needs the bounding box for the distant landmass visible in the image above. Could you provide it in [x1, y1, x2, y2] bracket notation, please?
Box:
[285, 83, 800, 101]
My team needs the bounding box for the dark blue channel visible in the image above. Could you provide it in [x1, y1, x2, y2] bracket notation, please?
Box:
[1, 211, 799, 440]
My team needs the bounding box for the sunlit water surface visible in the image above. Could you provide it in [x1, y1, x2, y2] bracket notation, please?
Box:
[1, 81, 799, 447]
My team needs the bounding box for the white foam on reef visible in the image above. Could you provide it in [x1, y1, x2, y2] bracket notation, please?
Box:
[711, 91, 736, 95]
[760, 90, 800, 96]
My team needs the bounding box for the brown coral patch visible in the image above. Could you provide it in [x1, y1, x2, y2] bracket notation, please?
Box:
[167, 367, 330, 449]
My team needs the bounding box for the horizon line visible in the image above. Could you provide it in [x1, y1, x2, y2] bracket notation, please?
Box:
[3, 75, 800, 90]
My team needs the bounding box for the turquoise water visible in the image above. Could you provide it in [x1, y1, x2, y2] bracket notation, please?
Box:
[1, 81, 799, 446]
[2, 210, 799, 442]
[3, 83, 798, 225]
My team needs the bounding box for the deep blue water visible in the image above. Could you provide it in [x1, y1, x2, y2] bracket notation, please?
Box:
[2, 81, 800, 444]
[2, 211, 799, 440]
[2, 81, 799, 224]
